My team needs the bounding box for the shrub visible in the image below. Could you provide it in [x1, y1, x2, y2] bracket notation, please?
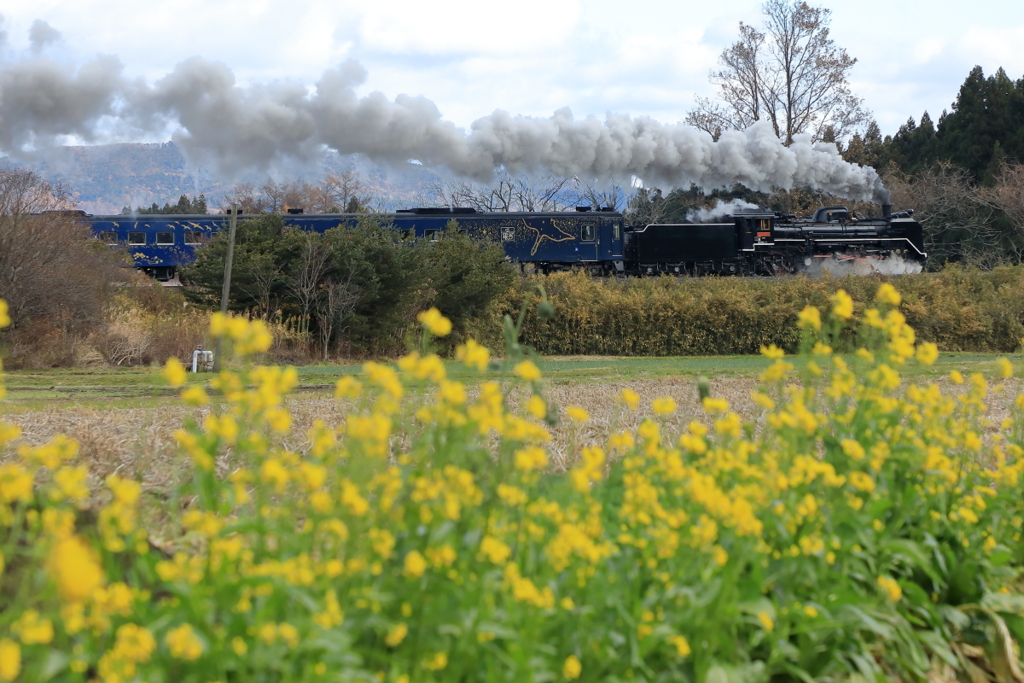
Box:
[469, 266, 1024, 357]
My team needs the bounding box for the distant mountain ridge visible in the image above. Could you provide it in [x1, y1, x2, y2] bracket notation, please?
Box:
[0, 142, 438, 214]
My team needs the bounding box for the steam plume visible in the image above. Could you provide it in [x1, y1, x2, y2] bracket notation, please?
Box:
[688, 199, 762, 223]
[0, 37, 891, 203]
[28, 20, 61, 53]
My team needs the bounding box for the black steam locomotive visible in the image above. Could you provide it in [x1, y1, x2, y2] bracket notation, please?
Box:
[83, 203, 925, 282]
[628, 205, 924, 276]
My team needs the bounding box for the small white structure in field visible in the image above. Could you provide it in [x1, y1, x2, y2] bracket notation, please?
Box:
[191, 346, 214, 373]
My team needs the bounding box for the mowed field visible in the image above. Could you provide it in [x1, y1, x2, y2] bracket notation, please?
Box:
[3, 352, 1020, 490]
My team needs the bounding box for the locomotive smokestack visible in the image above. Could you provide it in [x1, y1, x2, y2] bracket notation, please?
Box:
[882, 203, 892, 219]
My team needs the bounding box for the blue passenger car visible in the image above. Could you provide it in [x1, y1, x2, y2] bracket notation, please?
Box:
[84, 208, 627, 281]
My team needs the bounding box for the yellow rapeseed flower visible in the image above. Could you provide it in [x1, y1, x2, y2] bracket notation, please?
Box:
[877, 575, 902, 602]
[422, 651, 448, 671]
[803, 605, 819, 618]
[702, 397, 729, 415]
[566, 406, 589, 423]
[668, 635, 691, 657]
[841, 438, 866, 461]
[12, 611, 54, 644]
[831, 289, 854, 320]
[480, 536, 512, 565]
[0, 300, 10, 328]
[514, 360, 542, 382]
[916, 342, 939, 366]
[797, 305, 821, 331]
[334, 376, 362, 399]
[526, 394, 547, 419]
[180, 385, 209, 406]
[562, 655, 582, 680]
[876, 283, 901, 306]
[0, 639, 20, 682]
[47, 534, 104, 602]
[0, 462, 33, 505]
[619, 388, 640, 410]
[385, 623, 408, 647]
[456, 339, 490, 371]
[652, 396, 677, 415]
[403, 550, 428, 578]
[998, 357, 1014, 378]
[166, 623, 204, 660]
[163, 357, 187, 388]
[760, 344, 785, 360]
[848, 471, 875, 493]
[757, 611, 774, 632]
[417, 308, 452, 336]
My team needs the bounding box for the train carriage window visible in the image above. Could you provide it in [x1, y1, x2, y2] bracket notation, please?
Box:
[128, 232, 146, 245]
[184, 231, 203, 244]
[581, 224, 595, 241]
[424, 229, 440, 242]
[99, 232, 117, 244]
[613, 223, 621, 240]
[156, 232, 174, 245]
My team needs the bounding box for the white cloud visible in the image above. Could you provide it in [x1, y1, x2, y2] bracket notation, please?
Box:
[1, 0, 1023, 140]
[957, 24, 1024, 73]
[357, 0, 583, 56]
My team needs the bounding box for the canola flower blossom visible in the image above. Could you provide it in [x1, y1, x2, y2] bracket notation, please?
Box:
[417, 307, 453, 337]
[2, 290, 1024, 683]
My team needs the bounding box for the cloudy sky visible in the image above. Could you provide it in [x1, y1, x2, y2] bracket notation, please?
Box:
[0, 0, 1021, 148]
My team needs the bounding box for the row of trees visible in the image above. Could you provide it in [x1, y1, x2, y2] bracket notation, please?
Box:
[122, 193, 209, 215]
[180, 214, 514, 357]
[221, 170, 374, 214]
[119, 169, 374, 217]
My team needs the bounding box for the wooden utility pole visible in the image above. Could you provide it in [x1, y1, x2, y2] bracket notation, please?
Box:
[214, 204, 238, 371]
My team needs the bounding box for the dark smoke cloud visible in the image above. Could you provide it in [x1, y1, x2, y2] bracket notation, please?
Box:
[0, 39, 891, 203]
[0, 55, 124, 150]
[28, 19, 61, 53]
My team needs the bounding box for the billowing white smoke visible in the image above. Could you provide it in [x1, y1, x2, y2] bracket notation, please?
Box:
[798, 254, 924, 277]
[0, 34, 892, 203]
[688, 199, 762, 223]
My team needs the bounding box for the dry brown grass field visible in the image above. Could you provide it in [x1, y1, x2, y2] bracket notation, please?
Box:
[6, 365, 1022, 498]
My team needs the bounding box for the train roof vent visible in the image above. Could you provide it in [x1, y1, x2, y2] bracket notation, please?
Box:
[599, 206, 615, 212]
[286, 208, 304, 214]
[575, 206, 592, 212]
[451, 207, 477, 214]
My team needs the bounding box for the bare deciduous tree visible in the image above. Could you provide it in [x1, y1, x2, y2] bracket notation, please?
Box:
[221, 171, 374, 215]
[883, 162, 1000, 268]
[288, 233, 331, 339]
[686, 0, 868, 144]
[315, 273, 361, 361]
[0, 169, 128, 334]
[982, 163, 1024, 239]
[307, 170, 373, 213]
[427, 171, 576, 212]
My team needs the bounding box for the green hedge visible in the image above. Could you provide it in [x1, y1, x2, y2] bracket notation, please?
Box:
[466, 266, 1024, 356]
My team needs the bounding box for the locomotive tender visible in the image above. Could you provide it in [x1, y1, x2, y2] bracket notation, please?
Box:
[81, 204, 925, 282]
